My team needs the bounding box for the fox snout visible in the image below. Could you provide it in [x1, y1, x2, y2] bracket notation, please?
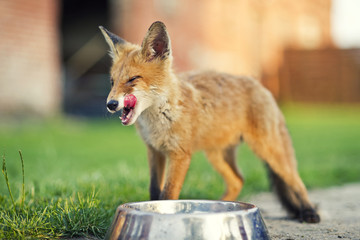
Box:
[106, 94, 139, 126]
[107, 100, 119, 112]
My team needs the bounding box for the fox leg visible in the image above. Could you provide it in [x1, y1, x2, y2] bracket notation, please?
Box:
[147, 145, 166, 200]
[205, 146, 244, 201]
[223, 145, 244, 183]
[160, 151, 191, 200]
[246, 119, 320, 223]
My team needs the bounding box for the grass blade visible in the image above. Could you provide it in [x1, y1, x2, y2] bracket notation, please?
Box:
[2, 154, 16, 209]
[19, 150, 25, 207]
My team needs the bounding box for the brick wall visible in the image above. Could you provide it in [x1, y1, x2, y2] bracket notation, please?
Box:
[111, 0, 332, 100]
[0, 0, 61, 117]
[280, 48, 360, 103]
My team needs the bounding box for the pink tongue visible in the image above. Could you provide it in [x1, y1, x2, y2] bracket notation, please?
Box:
[124, 94, 137, 108]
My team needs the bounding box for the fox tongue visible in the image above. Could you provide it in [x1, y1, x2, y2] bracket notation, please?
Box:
[121, 94, 137, 125]
[124, 94, 137, 108]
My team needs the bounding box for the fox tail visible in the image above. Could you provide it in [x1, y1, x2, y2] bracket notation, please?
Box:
[266, 163, 320, 223]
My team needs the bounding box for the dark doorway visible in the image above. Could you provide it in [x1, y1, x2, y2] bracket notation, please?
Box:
[61, 0, 113, 117]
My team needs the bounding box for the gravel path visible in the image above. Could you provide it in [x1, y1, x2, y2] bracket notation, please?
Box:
[74, 183, 360, 240]
[250, 183, 360, 240]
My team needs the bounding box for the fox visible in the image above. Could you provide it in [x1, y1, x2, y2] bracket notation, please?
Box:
[99, 21, 320, 223]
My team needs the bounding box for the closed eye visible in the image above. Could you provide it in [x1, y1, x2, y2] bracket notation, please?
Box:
[127, 75, 141, 84]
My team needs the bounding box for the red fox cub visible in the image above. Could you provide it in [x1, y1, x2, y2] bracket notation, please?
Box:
[99, 21, 320, 223]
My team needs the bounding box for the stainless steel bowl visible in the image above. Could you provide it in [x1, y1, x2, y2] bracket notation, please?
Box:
[106, 200, 269, 240]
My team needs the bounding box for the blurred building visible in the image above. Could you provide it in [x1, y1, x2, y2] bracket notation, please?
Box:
[0, 0, 61, 117]
[116, 0, 333, 99]
[0, 0, 359, 118]
[280, 48, 360, 102]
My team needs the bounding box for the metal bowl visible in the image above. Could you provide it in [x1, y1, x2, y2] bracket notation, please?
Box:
[106, 200, 269, 240]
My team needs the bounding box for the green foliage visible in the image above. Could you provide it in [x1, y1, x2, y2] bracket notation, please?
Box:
[1, 154, 110, 239]
[0, 104, 359, 238]
[0, 190, 110, 239]
[281, 104, 360, 188]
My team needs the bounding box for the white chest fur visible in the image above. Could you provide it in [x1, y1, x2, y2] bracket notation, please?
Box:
[136, 102, 180, 152]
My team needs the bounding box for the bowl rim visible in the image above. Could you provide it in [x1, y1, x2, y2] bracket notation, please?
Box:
[116, 199, 259, 217]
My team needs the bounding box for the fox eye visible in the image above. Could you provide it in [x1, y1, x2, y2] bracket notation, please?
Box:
[110, 78, 114, 87]
[127, 75, 141, 84]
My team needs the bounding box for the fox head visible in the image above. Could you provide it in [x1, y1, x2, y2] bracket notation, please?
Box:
[99, 21, 173, 125]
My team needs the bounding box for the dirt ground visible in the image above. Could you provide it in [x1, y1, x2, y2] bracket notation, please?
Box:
[250, 183, 360, 240]
[76, 183, 360, 240]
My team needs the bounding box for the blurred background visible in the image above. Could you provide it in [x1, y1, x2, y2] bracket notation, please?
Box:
[0, 0, 359, 118]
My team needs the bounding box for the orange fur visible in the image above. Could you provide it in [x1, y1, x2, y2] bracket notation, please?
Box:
[100, 22, 320, 223]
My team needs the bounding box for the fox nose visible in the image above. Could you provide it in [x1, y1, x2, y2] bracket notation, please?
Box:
[107, 100, 119, 111]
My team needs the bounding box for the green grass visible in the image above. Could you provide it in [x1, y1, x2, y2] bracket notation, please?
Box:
[1, 104, 360, 239]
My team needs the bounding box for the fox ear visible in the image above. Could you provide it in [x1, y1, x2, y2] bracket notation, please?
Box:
[99, 26, 125, 58]
[141, 21, 171, 61]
